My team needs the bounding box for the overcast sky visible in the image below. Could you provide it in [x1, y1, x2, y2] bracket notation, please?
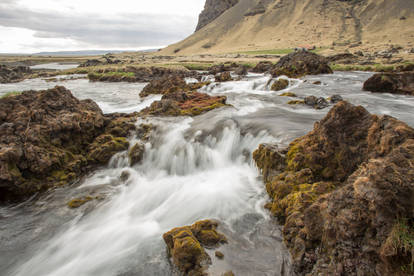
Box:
[0, 0, 205, 53]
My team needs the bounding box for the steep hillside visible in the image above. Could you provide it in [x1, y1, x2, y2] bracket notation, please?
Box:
[196, 0, 239, 32]
[162, 0, 414, 55]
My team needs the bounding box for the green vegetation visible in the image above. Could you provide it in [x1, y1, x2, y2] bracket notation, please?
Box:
[239, 48, 294, 55]
[330, 63, 399, 72]
[1, 91, 22, 98]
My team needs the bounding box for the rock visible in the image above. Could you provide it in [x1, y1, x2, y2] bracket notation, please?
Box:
[78, 59, 104, 67]
[129, 142, 145, 166]
[270, 79, 289, 91]
[328, 94, 343, 103]
[304, 96, 329, 109]
[215, 72, 233, 82]
[271, 51, 333, 78]
[163, 219, 227, 275]
[287, 100, 305, 105]
[0, 86, 145, 203]
[327, 53, 358, 63]
[363, 72, 414, 95]
[67, 196, 93, 208]
[222, 271, 235, 276]
[140, 75, 188, 97]
[88, 66, 199, 83]
[234, 65, 248, 76]
[410, 48, 414, 54]
[140, 91, 228, 117]
[279, 92, 297, 97]
[215, 251, 224, 259]
[253, 101, 414, 275]
[0, 65, 32, 83]
[251, 61, 274, 73]
[195, 0, 239, 31]
[245, 1, 266, 16]
[252, 144, 286, 182]
[312, 81, 321, 85]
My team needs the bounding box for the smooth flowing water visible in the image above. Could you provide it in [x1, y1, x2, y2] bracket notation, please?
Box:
[1, 72, 414, 276]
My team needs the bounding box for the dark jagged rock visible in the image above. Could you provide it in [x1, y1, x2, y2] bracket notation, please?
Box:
[215, 72, 233, 82]
[327, 53, 358, 63]
[0, 65, 32, 83]
[245, 0, 266, 16]
[304, 96, 329, 109]
[163, 220, 227, 275]
[140, 75, 210, 98]
[271, 51, 333, 78]
[140, 91, 228, 117]
[208, 63, 239, 75]
[78, 59, 104, 67]
[0, 86, 146, 203]
[88, 66, 199, 83]
[128, 142, 145, 166]
[363, 72, 414, 95]
[253, 101, 414, 275]
[251, 61, 274, 73]
[195, 0, 239, 32]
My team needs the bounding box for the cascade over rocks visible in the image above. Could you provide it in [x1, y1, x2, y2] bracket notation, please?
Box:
[0, 86, 150, 203]
[253, 101, 414, 275]
[271, 51, 333, 78]
[363, 72, 414, 95]
[163, 220, 227, 275]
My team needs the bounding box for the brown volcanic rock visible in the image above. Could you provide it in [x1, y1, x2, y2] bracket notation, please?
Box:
[140, 75, 188, 97]
[140, 91, 228, 117]
[163, 220, 227, 275]
[195, 0, 239, 32]
[252, 61, 274, 73]
[0, 65, 32, 83]
[271, 51, 333, 78]
[253, 101, 414, 275]
[0, 86, 142, 203]
[363, 72, 414, 95]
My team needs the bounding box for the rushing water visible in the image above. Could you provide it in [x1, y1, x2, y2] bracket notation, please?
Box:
[1, 72, 414, 276]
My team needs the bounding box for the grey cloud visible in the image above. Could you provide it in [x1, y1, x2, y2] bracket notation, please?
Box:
[0, 2, 196, 48]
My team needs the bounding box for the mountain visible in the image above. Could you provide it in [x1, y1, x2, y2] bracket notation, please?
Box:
[31, 49, 159, 56]
[162, 0, 414, 55]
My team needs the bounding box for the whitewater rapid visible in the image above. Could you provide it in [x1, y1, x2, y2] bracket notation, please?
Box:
[1, 71, 414, 276]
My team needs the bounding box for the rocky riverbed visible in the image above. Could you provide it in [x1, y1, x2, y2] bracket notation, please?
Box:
[1, 53, 414, 276]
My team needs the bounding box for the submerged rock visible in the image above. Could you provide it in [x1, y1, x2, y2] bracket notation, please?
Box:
[128, 142, 145, 166]
[140, 91, 228, 117]
[271, 51, 333, 78]
[163, 220, 227, 275]
[304, 96, 329, 109]
[270, 79, 289, 91]
[0, 86, 145, 203]
[215, 72, 233, 82]
[253, 101, 414, 275]
[363, 72, 414, 95]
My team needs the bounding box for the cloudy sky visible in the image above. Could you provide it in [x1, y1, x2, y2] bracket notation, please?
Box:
[0, 0, 205, 53]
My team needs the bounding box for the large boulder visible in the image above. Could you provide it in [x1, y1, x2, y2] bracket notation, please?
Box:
[271, 51, 333, 78]
[363, 72, 414, 95]
[195, 0, 239, 31]
[251, 61, 274, 73]
[163, 220, 227, 275]
[253, 101, 414, 275]
[0, 65, 32, 83]
[140, 75, 188, 97]
[0, 86, 143, 203]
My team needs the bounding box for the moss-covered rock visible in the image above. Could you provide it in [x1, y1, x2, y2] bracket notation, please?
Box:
[163, 219, 227, 275]
[271, 79, 289, 91]
[279, 92, 297, 97]
[253, 101, 414, 275]
[140, 91, 229, 117]
[67, 196, 93, 208]
[88, 135, 129, 164]
[128, 142, 145, 166]
[215, 72, 233, 82]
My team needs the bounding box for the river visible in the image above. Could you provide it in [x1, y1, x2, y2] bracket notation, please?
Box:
[1, 71, 413, 276]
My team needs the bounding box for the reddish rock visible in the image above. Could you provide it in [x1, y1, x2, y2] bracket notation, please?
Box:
[253, 101, 414, 275]
[140, 91, 228, 117]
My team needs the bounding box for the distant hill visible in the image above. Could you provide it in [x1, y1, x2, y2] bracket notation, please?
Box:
[32, 49, 159, 56]
[161, 0, 414, 55]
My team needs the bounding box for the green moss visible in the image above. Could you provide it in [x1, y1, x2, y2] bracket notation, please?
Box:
[67, 196, 93, 208]
[287, 100, 305, 105]
[286, 143, 301, 171]
[279, 92, 297, 97]
[1, 91, 22, 98]
[7, 162, 22, 178]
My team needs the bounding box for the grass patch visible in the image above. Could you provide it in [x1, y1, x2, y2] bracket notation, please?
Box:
[239, 48, 294, 55]
[330, 63, 396, 72]
[1, 91, 22, 98]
